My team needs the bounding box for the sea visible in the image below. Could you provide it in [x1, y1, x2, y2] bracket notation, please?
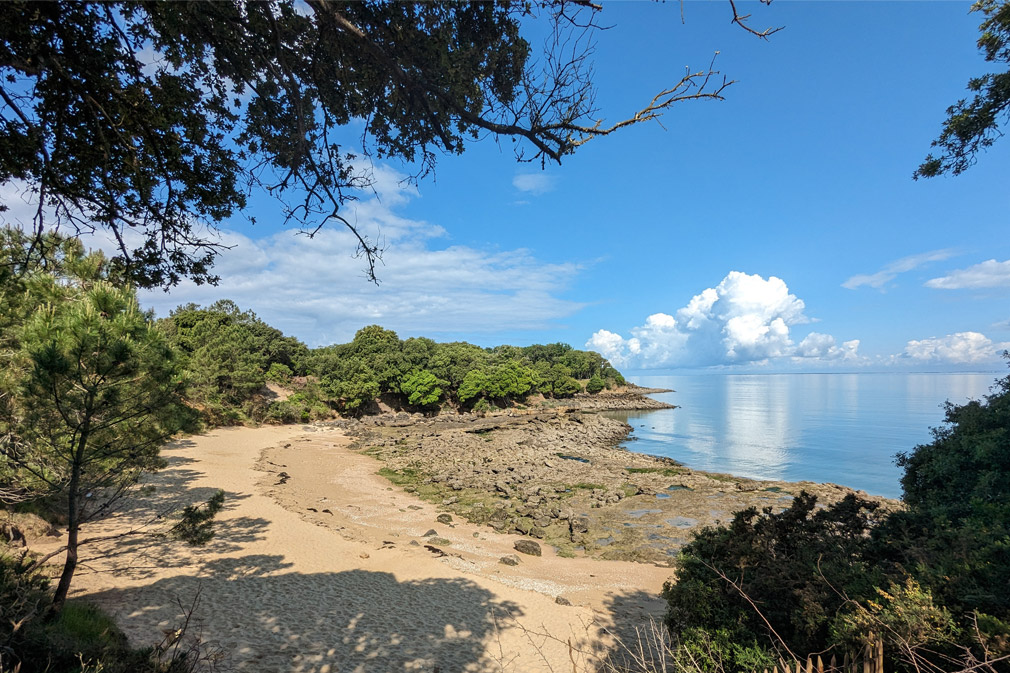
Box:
[607, 372, 1000, 499]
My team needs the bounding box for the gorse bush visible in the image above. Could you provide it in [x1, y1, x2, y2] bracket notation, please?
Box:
[664, 364, 1010, 672]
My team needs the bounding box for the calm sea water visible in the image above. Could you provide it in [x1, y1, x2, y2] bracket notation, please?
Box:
[607, 373, 998, 498]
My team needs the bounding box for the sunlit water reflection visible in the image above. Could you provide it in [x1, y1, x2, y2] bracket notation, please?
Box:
[604, 373, 997, 498]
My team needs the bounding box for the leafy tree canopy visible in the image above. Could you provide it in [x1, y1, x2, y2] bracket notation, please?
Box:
[0, 0, 762, 287]
[916, 0, 1010, 178]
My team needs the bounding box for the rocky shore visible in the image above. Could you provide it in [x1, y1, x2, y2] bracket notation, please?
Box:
[338, 388, 894, 565]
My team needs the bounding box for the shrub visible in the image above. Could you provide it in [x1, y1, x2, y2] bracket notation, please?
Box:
[585, 375, 605, 394]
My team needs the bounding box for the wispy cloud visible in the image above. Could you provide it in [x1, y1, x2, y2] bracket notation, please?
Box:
[587, 271, 861, 369]
[925, 259, 1010, 290]
[512, 172, 557, 196]
[136, 165, 583, 346]
[842, 249, 955, 290]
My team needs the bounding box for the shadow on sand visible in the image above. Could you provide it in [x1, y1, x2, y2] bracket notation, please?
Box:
[86, 554, 525, 672]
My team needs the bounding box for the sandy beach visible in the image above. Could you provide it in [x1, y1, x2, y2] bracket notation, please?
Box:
[38, 424, 673, 672]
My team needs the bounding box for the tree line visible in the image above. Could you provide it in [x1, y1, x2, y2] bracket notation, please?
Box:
[166, 300, 625, 424]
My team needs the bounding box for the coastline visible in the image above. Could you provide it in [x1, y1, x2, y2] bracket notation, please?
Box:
[331, 387, 895, 564]
[27, 387, 896, 670]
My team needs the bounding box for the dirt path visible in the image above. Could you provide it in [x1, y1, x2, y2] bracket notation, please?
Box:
[41, 425, 672, 673]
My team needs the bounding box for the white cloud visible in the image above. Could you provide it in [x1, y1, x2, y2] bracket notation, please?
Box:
[795, 333, 861, 361]
[901, 332, 1009, 365]
[588, 271, 856, 369]
[925, 259, 1010, 290]
[137, 166, 582, 345]
[842, 249, 955, 290]
[512, 173, 557, 195]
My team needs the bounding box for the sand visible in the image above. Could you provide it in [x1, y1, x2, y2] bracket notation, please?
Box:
[36, 424, 674, 673]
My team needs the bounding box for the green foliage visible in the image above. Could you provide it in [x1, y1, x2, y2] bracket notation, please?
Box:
[671, 627, 776, 673]
[471, 398, 494, 414]
[163, 300, 311, 424]
[36, 600, 131, 661]
[916, 0, 1010, 178]
[831, 578, 958, 653]
[400, 369, 445, 408]
[319, 359, 381, 413]
[625, 466, 685, 476]
[664, 365, 1010, 670]
[458, 368, 490, 405]
[169, 490, 226, 546]
[485, 361, 537, 401]
[2, 281, 191, 612]
[602, 365, 626, 386]
[585, 375, 605, 394]
[266, 362, 293, 384]
[664, 493, 885, 659]
[0, 3, 550, 284]
[305, 326, 621, 412]
[880, 365, 1010, 621]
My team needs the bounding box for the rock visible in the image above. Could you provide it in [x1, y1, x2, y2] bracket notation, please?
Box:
[569, 516, 590, 535]
[555, 596, 572, 606]
[409, 540, 421, 546]
[534, 517, 552, 529]
[736, 481, 760, 492]
[423, 529, 438, 537]
[407, 505, 423, 510]
[530, 526, 546, 539]
[1, 523, 25, 547]
[436, 513, 453, 525]
[499, 554, 521, 566]
[514, 540, 542, 556]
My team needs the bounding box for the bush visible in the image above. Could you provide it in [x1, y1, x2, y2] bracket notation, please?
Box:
[585, 375, 605, 394]
[664, 493, 885, 661]
[266, 362, 292, 383]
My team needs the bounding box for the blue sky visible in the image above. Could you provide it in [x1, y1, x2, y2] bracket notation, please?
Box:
[135, 1, 1010, 372]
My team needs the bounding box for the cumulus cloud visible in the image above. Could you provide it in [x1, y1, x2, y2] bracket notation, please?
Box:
[925, 259, 1010, 290]
[135, 166, 582, 345]
[901, 332, 1010, 364]
[842, 249, 955, 290]
[587, 271, 858, 369]
[512, 172, 557, 195]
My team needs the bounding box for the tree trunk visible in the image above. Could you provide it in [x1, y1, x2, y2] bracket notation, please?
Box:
[49, 514, 78, 616]
[49, 422, 88, 617]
